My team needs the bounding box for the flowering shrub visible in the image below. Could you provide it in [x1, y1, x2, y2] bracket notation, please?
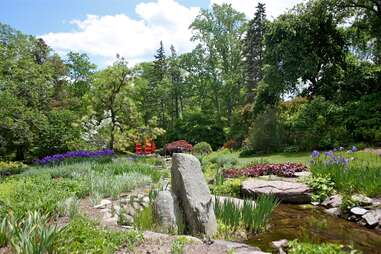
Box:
[34, 149, 114, 165]
[164, 140, 192, 155]
[224, 163, 307, 178]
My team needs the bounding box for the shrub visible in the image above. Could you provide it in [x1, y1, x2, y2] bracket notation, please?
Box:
[223, 139, 239, 150]
[0, 161, 27, 176]
[193, 142, 213, 155]
[164, 140, 193, 155]
[245, 107, 285, 154]
[0, 211, 64, 254]
[210, 179, 241, 197]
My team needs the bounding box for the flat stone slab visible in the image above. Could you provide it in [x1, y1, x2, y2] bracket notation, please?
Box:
[350, 207, 368, 216]
[242, 179, 312, 204]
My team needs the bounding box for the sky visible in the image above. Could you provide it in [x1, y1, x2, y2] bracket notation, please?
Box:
[0, 0, 305, 67]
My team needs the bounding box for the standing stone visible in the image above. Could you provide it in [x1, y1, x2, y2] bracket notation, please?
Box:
[171, 153, 217, 236]
[154, 190, 183, 233]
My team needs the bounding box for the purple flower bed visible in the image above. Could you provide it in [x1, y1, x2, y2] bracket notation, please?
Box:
[35, 149, 114, 165]
[224, 163, 307, 178]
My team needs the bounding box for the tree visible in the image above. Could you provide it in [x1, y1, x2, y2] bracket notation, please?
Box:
[243, 2, 267, 102]
[91, 56, 133, 150]
[65, 51, 96, 97]
[190, 4, 247, 127]
[257, 0, 346, 111]
[169, 45, 183, 124]
[0, 23, 86, 159]
[334, 0, 381, 63]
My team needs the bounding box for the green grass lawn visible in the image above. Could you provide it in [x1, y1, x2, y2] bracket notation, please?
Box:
[239, 152, 311, 164]
[205, 150, 311, 167]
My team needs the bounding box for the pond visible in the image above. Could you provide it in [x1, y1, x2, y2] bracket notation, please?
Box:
[247, 204, 381, 254]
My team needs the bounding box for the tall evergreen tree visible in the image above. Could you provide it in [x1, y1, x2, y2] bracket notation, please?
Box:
[153, 40, 167, 82]
[152, 41, 169, 127]
[169, 45, 182, 123]
[244, 3, 267, 102]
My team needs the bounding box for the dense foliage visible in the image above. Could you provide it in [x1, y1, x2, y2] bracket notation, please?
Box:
[0, 0, 380, 159]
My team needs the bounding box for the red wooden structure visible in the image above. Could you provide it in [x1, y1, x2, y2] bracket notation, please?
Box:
[135, 141, 156, 155]
[135, 143, 143, 155]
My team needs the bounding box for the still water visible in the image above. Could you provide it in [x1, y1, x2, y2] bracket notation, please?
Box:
[247, 204, 381, 254]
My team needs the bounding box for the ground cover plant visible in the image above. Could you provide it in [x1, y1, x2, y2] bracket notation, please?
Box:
[310, 148, 381, 197]
[55, 216, 143, 253]
[0, 157, 165, 253]
[288, 240, 357, 254]
[223, 163, 307, 178]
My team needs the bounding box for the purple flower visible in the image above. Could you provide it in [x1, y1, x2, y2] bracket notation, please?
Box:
[324, 151, 334, 157]
[351, 146, 358, 152]
[35, 149, 114, 165]
[311, 150, 320, 158]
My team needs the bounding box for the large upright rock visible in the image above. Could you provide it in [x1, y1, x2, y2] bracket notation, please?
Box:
[154, 190, 183, 233]
[171, 153, 217, 236]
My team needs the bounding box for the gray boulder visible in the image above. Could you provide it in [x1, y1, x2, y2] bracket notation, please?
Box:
[242, 179, 312, 204]
[154, 190, 183, 233]
[321, 194, 342, 208]
[171, 153, 217, 236]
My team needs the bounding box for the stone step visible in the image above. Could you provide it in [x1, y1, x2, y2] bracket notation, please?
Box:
[241, 178, 312, 204]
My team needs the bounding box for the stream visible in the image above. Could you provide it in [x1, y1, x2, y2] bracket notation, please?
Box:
[246, 204, 381, 254]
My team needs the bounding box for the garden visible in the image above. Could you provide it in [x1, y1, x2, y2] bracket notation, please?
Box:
[0, 143, 380, 253]
[1, 0, 381, 253]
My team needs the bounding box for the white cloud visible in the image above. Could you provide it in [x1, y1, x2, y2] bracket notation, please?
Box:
[41, 0, 200, 67]
[42, 0, 305, 67]
[210, 0, 305, 19]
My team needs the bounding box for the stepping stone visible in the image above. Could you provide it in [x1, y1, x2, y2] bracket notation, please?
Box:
[362, 212, 379, 226]
[241, 179, 312, 204]
[350, 207, 368, 216]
